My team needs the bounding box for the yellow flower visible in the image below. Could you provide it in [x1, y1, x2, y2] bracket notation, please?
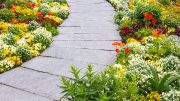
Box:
[118, 68, 126, 78]
[7, 56, 22, 65]
[146, 91, 160, 101]
[2, 49, 9, 57]
[141, 37, 147, 42]
[0, 22, 8, 33]
[30, 50, 40, 57]
[45, 15, 63, 24]
[14, 23, 28, 32]
[61, 3, 68, 6]
[126, 38, 140, 44]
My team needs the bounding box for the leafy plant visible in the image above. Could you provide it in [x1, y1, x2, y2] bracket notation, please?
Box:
[27, 21, 40, 31]
[44, 23, 58, 36]
[0, 8, 16, 22]
[147, 67, 179, 93]
[16, 46, 32, 61]
[60, 65, 139, 101]
[7, 26, 23, 37]
[134, 28, 152, 40]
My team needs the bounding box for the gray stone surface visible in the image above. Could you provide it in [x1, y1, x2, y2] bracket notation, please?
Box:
[0, 85, 51, 101]
[0, 0, 120, 101]
[41, 47, 116, 65]
[22, 56, 107, 77]
[51, 40, 115, 50]
[0, 68, 60, 100]
[53, 34, 120, 41]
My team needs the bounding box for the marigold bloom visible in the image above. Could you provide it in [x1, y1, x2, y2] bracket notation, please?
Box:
[47, 12, 53, 16]
[11, 5, 16, 11]
[112, 42, 125, 46]
[12, 19, 18, 23]
[37, 11, 43, 15]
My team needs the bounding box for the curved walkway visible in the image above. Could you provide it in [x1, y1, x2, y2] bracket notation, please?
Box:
[0, 0, 120, 101]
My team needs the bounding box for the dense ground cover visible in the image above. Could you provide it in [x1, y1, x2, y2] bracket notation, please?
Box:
[60, 0, 180, 101]
[0, 0, 69, 73]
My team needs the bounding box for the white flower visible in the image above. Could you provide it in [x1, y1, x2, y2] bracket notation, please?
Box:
[113, 64, 122, 68]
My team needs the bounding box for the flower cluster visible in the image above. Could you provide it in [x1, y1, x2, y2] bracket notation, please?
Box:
[0, 0, 69, 73]
[109, 0, 180, 100]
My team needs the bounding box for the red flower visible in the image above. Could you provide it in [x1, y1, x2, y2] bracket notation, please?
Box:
[115, 49, 120, 53]
[143, 13, 149, 20]
[143, 13, 154, 20]
[125, 48, 131, 54]
[151, 19, 157, 24]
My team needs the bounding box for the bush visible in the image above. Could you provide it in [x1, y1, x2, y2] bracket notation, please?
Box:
[132, 4, 161, 25]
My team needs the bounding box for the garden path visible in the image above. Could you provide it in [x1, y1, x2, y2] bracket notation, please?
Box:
[0, 0, 120, 101]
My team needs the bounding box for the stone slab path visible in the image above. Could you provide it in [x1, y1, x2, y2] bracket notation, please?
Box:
[0, 0, 120, 101]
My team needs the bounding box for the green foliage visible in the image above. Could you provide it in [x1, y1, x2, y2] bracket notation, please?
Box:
[56, 10, 69, 19]
[147, 38, 176, 58]
[16, 46, 32, 61]
[114, 11, 124, 25]
[27, 21, 40, 31]
[159, 0, 171, 5]
[0, 0, 6, 3]
[34, 34, 51, 47]
[44, 23, 58, 36]
[3, 34, 16, 45]
[60, 65, 139, 101]
[7, 26, 23, 37]
[147, 67, 179, 93]
[0, 8, 16, 22]
[134, 28, 152, 38]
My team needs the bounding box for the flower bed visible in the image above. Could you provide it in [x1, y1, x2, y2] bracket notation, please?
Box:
[0, 0, 69, 73]
[60, 0, 180, 100]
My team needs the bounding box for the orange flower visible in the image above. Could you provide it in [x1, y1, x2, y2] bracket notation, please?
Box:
[27, 2, 37, 8]
[112, 42, 125, 46]
[150, 29, 162, 37]
[37, 11, 43, 15]
[115, 49, 120, 53]
[11, 5, 16, 11]
[12, 19, 18, 23]
[47, 12, 53, 16]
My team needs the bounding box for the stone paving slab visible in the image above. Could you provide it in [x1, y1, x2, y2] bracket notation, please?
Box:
[53, 34, 120, 41]
[0, 68, 61, 100]
[0, 85, 51, 101]
[41, 47, 116, 65]
[67, 0, 106, 4]
[51, 40, 115, 50]
[22, 56, 107, 77]
[58, 26, 119, 34]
